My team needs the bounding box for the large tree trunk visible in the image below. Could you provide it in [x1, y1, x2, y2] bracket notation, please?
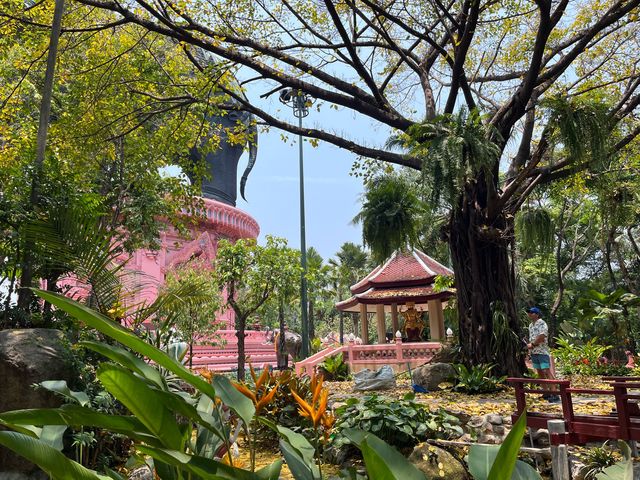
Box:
[449, 202, 526, 377]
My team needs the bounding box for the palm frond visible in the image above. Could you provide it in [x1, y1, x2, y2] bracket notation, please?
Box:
[353, 175, 424, 263]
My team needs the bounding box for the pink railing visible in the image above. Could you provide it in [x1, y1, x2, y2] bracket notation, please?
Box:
[295, 339, 441, 376]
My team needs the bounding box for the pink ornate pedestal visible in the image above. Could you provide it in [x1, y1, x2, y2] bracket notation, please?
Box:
[129, 197, 259, 332]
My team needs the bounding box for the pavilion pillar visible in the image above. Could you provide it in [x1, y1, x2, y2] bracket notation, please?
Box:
[391, 303, 399, 336]
[359, 303, 368, 344]
[427, 299, 445, 341]
[375, 304, 386, 344]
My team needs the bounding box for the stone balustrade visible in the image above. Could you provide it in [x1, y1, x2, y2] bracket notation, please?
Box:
[295, 338, 442, 376]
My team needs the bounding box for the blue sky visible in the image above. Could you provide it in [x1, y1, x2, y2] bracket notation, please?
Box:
[235, 105, 391, 261]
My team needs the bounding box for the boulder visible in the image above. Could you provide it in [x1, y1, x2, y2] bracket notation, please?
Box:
[409, 443, 469, 480]
[353, 365, 396, 391]
[412, 363, 456, 391]
[0, 329, 76, 475]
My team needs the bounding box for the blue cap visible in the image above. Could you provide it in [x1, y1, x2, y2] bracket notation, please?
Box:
[527, 307, 541, 315]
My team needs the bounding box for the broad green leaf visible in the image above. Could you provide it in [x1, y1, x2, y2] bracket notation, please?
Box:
[211, 375, 255, 426]
[342, 428, 426, 480]
[274, 423, 316, 466]
[487, 409, 529, 480]
[0, 405, 158, 445]
[39, 425, 67, 451]
[151, 388, 227, 442]
[33, 290, 221, 405]
[258, 419, 320, 480]
[279, 439, 320, 480]
[0, 431, 110, 480]
[79, 341, 166, 389]
[468, 412, 541, 480]
[468, 445, 542, 480]
[97, 363, 184, 450]
[138, 445, 282, 480]
[39, 380, 91, 406]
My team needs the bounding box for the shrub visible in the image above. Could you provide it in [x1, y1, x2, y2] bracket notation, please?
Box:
[333, 393, 462, 450]
[553, 337, 612, 375]
[318, 353, 350, 381]
[452, 364, 506, 394]
[578, 441, 620, 480]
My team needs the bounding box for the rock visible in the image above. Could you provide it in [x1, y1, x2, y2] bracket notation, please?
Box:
[353, 365, 396, 391]
[450, 411, 471, 426]
[493, 425, 506, 436]
[0, 329, 76, 474]
[409, 443, 469, 480]
[478, 433, 500, 444]
[481, 421, 493, 433]
[128, 467, 154, 480]
[468, 416, 485, 428]
[486, 414, 503, 425]
[531, 428, 550, 447]
[412, 363, 456, 391]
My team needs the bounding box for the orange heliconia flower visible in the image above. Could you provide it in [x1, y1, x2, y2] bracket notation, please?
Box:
[233, 365, 278, 415]
[198, 368, 213, 382]
[292, 373, 331, 429]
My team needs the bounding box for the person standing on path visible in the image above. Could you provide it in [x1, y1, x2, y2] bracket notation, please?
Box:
[527, 306, 560, 403]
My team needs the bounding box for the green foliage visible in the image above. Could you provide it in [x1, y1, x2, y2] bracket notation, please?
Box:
[578, 441, 620, 480]
[0, 290, 281, 479]
[553, 337, 611, 376]
[468, 411, 541, 480]
[213, 236, 301, 379]
[452, 364, 506, 394]
[333, 393, 462, 450]
[352, 174, 424, 263]
[516, 207, 555, 255]
[576, 289, 640, 347]
[544, 97, 613, 170]
[318, 353, 350, 381]
[595, 441, 633, 480]
[387, 109, 500, 208]
[341, 429, 427, 480]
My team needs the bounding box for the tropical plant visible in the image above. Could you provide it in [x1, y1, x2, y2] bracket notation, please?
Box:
[553, 338, 611, 376]
[0, 290, 428, 480]
[333, 393, 462, 450]
[452, 364, 506, 394]
[328, 242, 370, 342]
[213, 236, 300, 380]
[578, 441, 620, 480]
[595, 441, 633, 480]
[318, 353, 350, 381]
[352, 174, 424, 263]
[576, 289, 640, 352]
[467, 411, 541, 480]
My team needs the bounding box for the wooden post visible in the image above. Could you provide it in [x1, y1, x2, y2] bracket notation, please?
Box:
[548, 419, 570, 480]
[376, 304, 386, 344]
[427, 299, 445, 340]
[391, 303, 399, 335]
[359, 303, 368, 345]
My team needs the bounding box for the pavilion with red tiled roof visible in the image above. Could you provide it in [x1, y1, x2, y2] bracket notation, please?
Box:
[336, 249, 455, 345]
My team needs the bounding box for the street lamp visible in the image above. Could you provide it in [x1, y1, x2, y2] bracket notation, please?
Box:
[279, 88, 313, 358]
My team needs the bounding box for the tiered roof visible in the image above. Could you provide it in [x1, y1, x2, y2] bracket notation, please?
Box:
[335, 249, 454, 313]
